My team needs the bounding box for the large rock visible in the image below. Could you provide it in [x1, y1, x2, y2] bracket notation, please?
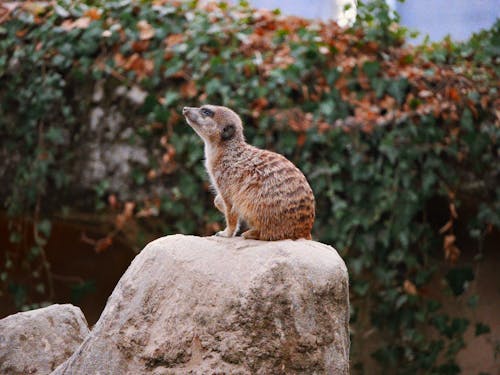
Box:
[0, 304, 89, 375]
[54, 235, 349, 374]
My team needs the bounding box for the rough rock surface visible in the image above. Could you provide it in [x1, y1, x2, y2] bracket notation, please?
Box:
[0, 304, 89, 375]
[54, 235, 349, 374]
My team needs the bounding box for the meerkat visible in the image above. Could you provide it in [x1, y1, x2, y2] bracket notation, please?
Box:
[182, 105, 315, 241]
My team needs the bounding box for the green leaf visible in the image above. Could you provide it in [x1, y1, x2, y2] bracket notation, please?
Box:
[445, 267, 474, 296]
[9, 232, 21, 244]
[475, 323, 491, 336]
[362, 60, 380, 78]
[387, 78, 409, 104]
[163, 91, 180, 107]
[353, 280, 369, 296]
[46, 127, 65, 145]
[467, 295, 479, 308]
[460, 108, 474, 131]
[37, 220, 52, 238]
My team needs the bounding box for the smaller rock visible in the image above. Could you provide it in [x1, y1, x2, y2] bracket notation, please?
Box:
[0, 304, 89, 375]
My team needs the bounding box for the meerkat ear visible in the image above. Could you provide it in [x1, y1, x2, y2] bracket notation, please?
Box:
[221, 124, 235, 141]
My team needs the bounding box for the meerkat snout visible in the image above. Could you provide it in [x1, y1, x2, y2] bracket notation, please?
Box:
[182, 104, 315, 241]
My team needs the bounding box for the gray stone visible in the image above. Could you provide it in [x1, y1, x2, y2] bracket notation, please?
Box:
[0, 304, 89, 375]
[54, 235, 350, 374]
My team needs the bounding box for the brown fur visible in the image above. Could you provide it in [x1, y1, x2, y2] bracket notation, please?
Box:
[182, 105, 315, 240]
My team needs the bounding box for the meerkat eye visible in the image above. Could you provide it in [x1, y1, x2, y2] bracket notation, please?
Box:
[200, 108, 214, 117]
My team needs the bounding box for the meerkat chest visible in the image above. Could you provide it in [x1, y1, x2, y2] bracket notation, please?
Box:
[203, 143, 218, 185]
[204, 144, 248, 191]
[204, 143, 237, 187]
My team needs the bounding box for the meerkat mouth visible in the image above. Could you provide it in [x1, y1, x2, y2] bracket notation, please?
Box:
[182, 107, 200, 127]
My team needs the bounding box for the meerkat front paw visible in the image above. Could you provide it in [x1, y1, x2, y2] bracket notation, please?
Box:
[215, 228, 232, 237]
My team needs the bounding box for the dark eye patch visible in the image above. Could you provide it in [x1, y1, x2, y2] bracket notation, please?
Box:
[200, 107, 214, 117]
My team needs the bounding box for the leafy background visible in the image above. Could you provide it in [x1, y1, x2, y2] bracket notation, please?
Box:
[0, 0, 498, 373]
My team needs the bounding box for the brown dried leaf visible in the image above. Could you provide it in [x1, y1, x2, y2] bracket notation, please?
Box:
[137, 20, 155, 40]
[95, 236, 113, 253]
[147, 169, 158, 180]
[318, 46, 329, 55]
[317, 121, 331, 134]
[136, 206, 159, 218]
[73, 16, 92, 29]
[403, 280, 418, 296]
[165, 33, 184, 48]
[60, 17, 92, 31]
[124, 202, 135, 219]
[160, 135, 169, 147]
[180, 81, 197, 98]
[22, 1, 49, 16]
[418, 90, 433, 99]
[121, 53, 154, 79]
[115, 214, 126, 230]
[15, 29, 28, 38]
[445, 244, 461, 264]
[444, 234, 456, 248]
[108, 194, 118, 209]
[132, 40, 150, 52]
[297, 133, 307, 147]
[439, 220, 453, 234]
[443, 234, 461, 264]
[1, 2, 20, 13]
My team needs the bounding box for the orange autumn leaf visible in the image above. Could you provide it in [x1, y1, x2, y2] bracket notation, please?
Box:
[317, 121, 331, 134]
[15, 29, 28, 38]
[403, 280, 418, 296]
[84, 8, 101, 20]
[165, 33, 184, 48]
[147, 169, 158, 180]
[180, 81, 197, 98]
[296, 133, 307, 147]
[95, 236, 113, 253]
[447, 87, 460, 102]
[116, 53, 154, 79]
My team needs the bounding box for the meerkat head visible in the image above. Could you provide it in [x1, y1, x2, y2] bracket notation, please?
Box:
[182, 105, 244, 145]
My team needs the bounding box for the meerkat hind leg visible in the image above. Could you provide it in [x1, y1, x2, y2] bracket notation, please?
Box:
[241, 228, 261, 240]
